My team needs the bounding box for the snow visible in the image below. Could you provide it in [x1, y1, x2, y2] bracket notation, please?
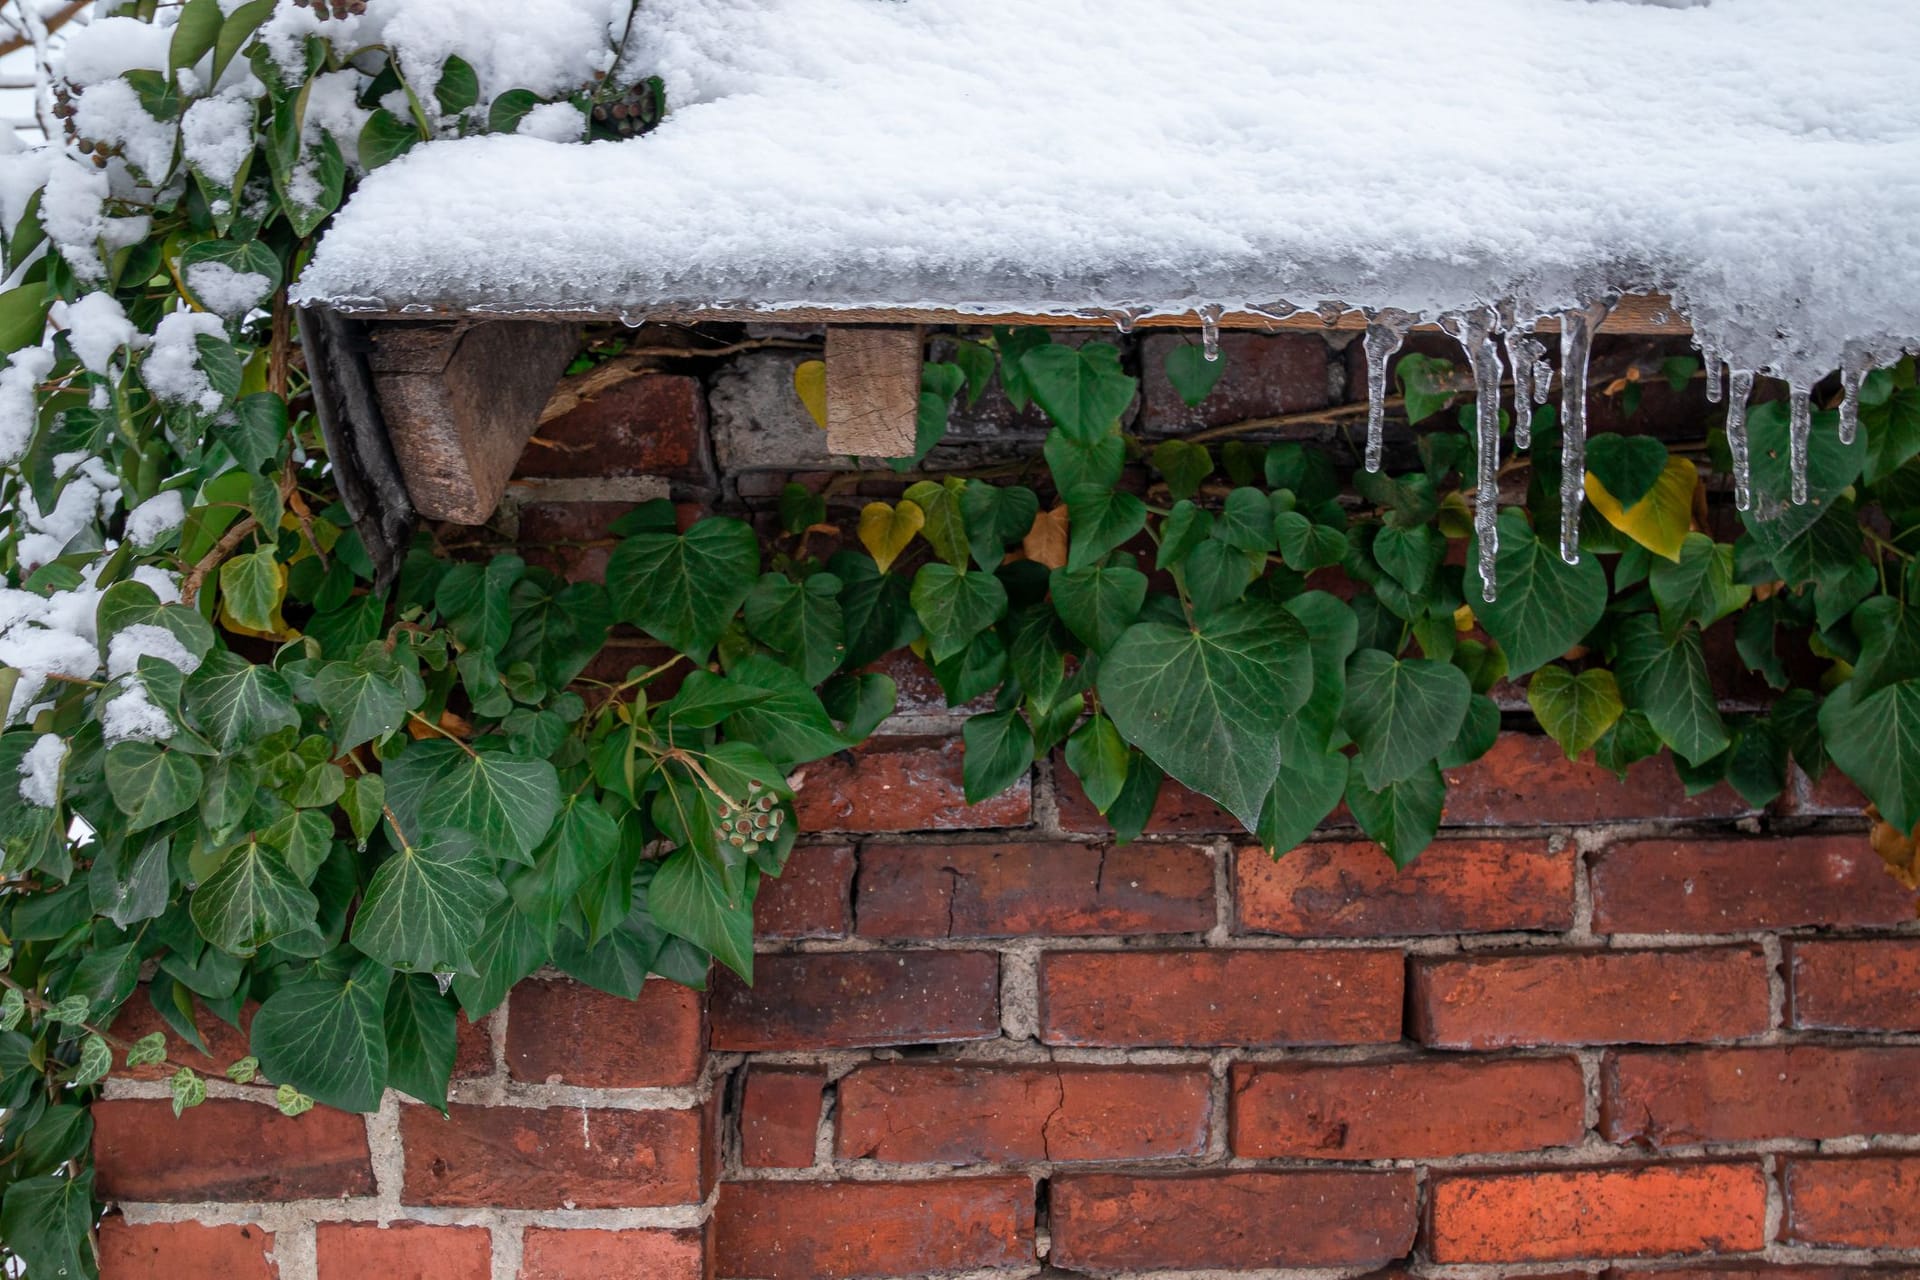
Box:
[16, 452, 120, 570]
[57, 16, 173, 88]
[182, 94, 258, 184]
[518, 101, 587, 143]
[101, 682, 172, 743]
[296, 0, 1920, 394]
[54, 292, 134, 375]
[140, 310, 228, 413]
[124, 490, 185, 546]
[72, 76, 177, 181]
[105, 622, 202, 680]
[0, 584, 103, 722]
[185, 261, 271, 318]
[0, 346, 53, 464]
[17, 732, 65, 808]
[374, 0, 630, 103]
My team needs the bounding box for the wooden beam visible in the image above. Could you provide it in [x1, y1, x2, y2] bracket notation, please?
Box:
[826, 325, 924, 456]
[333, 292, 1693, 337]
[365, 319, 580, 524]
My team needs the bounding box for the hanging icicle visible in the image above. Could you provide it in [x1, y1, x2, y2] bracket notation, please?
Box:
[1103, 306, 1148, 334]
[1726, 369, 1756, 511]
[1440, 306, 1506, 602]
[1503, 326, 1545, 451]
[1556, 298, 1613, 565]
[1196, 303, 1224, 361]
[1699, 340, 1723, 405]
[1838, 345, 1874, 446]
[1361, 308, 1417, 473]
[1787, 381, 1813, 505]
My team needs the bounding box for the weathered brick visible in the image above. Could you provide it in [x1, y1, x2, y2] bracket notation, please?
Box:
[1050, 1171, 1417, 1272]
[855, 841, 1214, 938]
[1590, 835, 1915, 934]
[1601, 1045, 1920, 1147]
[506, 977, 704, 1088]
[755, 843, 855, 939]
[1787, 938, 1920, 1032]
[514, 374, 709, 482]
[712, 951, 999, 1051]
[1231, 1057, 1585, 1159]
[713, 1178, 1034, 1280]
[1795, 764, 1870, 816]
[1783, 1156, 1920, 1248]
[1428, 1163, 1769, 1263]
[97, 1220, 277, 1279]
[1054, 759, 1237, 834]
[518, 1228, 706, 1280]
[1235, 839, 1572, 937]
[1443, 734, 1753, 825]
[316, 1222, 492, 1280]
[1607, 1268, 1917, 1279]
[1039, 949, 1401, 1047]
[1140, 331, 1335, 432]
[741, 1066, 826, 1169]
[94, 1099, 374, 1202]
[836, 1063, 1211, 1163]
[400, 1103, 707, 1209]
[453, 1012, 494, 1079]
[108, 994, 252, 1082]
[793, 736, 1031, 831]
[1411, 948, 1771, 1048]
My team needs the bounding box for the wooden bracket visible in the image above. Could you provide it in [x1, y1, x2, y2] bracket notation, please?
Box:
[364, 319, 580, 524]
[826, 325, 924, 457]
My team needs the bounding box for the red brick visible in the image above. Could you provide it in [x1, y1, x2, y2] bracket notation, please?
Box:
[316, 1223, 491, 1280]
[714, 1178, 1034, 1280]
[741, 1066, 825, 1169]
[513, 501, 634, 583]
[1039, 949, 1401, 1047]
[1787, 938, 1920, 1032]
[1795, 764, 1870, 815]
[506, 977, 704, 1088]
[1411, 948, 1771, 1049]
[94, 1099, 374, 1202]
[1140, 331, 1335, 431]
[855, 841, 1214, 938]
[711, 952, 999, 1051]
[453, 1013, 493, 1079]
[514, 374, 709, 481]
[109, 995, 252, 1082]
[1236, 839, 1573, 937]
[1784, 1156, 1920, 1248]
[836, 1064, 1211, 1163]
[1231, 1056, 1585, 1159]
[1590, 835, 1915, 934]
[98, 1219, 277, 1279]
[400, 1103, 707, 1209]
[755, 843, 854, 939]
[1050, 1171, 1417, 1272]
[1444, 735, 1754, 825]
[792, 736, 1031, 831]
[518, 1228, 705, 1280]
[1601, 1045, 1920, 1147]
[1054, 760, 1237, 834]
[1429, 1163, 1769, 1263]
[1608, 1269, 1920, 1279]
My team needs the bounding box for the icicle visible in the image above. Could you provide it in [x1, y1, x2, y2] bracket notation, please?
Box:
[1440, 306, 1505, 602]
[617, 309, 648, 328]
[1556, 299, 1613, 566]
[1504, 327, 1545, 451]
[1533, 351, 1553, 405]
[1103, 306, 1148, 334]
[1787, 381, 1813, 505]
[1726, 369, 1755, 511]
[1838, 345, 1873, 446]
[1699, 341, 1723, 404]
[1361, 308, 1416, 473]
[1313, 300, 1345, 327]
[1196, 303, 1223, 361]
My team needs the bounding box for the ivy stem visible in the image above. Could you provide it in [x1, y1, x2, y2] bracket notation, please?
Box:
[406, 710, 479, 759]
[179, 516, 261, 607]
[0, 973, 273, 1093]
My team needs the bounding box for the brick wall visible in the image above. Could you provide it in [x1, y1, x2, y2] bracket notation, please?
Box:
[93, 330, 1920, 1279]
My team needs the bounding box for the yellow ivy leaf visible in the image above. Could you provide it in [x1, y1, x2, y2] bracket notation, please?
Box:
[1436, 490, 1475, 541]
[858, 499, 923, 573]
[1586, 457, 1697, 562]
[1452, 604, 1476, 632]
[218, 556, 297, 640]
[793, 359, 828, 430]
[1022, 504, 1071, 570]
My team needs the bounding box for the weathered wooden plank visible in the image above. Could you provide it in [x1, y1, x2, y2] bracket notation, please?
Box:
[365, 319, 579, 524]
[334, 293, 1694, 337]
[826, 325, 924, 457]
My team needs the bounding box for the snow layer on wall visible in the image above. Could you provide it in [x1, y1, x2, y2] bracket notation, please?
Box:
[295, 0, 1920, 388]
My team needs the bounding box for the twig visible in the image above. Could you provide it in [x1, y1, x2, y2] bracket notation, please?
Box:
[178, 516, 260, 607]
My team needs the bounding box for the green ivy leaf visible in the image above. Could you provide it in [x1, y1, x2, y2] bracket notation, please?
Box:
[1742, 401, 1866, 560]
[384, 973, 457, 1111]
[434, 55, 480, 114]
[1180, 539, 1260, 617]
[510, 795, 619, 943]
[1821, 677, 1920, 830]
[1098, 600, 1313, 829]
[1345, 759, 1444, 866]
[1256, 747, 1347, 857]
[354, 828, 508, 973]
[1064, 485, 1147, 572]
[1613, 615, 1730, 766]
[211, 0, 274, 87]
[190, 840, 319, 956]
[126, 1032, 168, 1068]
[1150, 440, 1213, 500]
[1063, 713, 1129, 814]
[185, 650, 300, 750]
[1469, 509, 1607, 675]
[1342, 650, 1471, 790]
[169, 1066, 206, 1116]
[606, 518, 760, 657]
[649, 849, 754, 981]
[1395, 353, 1458, 425]
[720, 654, 851, 770]
[1155, 501, 1213, 570]
[0, 1169, 95, 1280]
[250, 958, 389, 1113]
[359, 108, 421, 169]
[487, 88, 541, 133]
[744, 572, 847, 685]
[169, 0, 224, 73]
[1164, 343, 1226, 407]
[70, 1034, 111, 1087]
[217, 548, 283, 633]
[1861, 384, 1920, 485]
[1585, 434, 1669, 508]
[275, 1084, 314, 1117]
[1649, 533, 1750, 640]
[910, 564, 1008, 662]
[1050, 562, 1147, 654]
[902, 478, 970, 566]
[1372, 524, 1437, 595]
[1851, 597, 1920, 700]
[960, 481, 1039, 572]
[1272, 511, 1345, 572]
[451, 898, 548, 1020]
[1527, 664, 1623, 759]
[105, 743, 203, 832]
[384, 740, 562, 863]
[1043, 426, 1125, 494]
[962, 708, 1034, 804]
[1021, 342, 1136, 442]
